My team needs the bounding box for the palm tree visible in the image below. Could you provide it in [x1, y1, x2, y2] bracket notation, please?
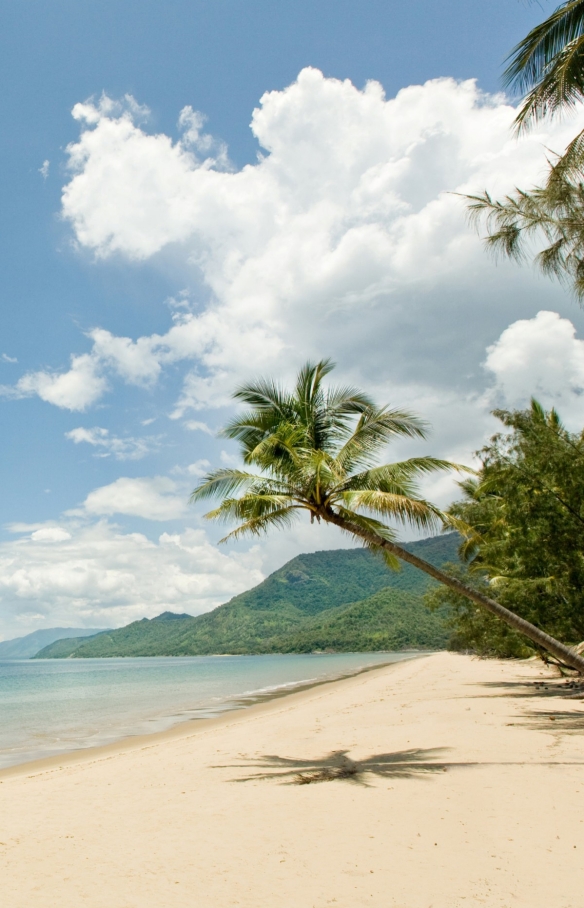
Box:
[191, 360, 584, 673]
[504, 0, 584, 131]
[463, 2, 584, 298]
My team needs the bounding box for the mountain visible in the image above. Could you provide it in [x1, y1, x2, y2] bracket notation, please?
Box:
[0, 627, 110, 660]
[35, 534, 460, 658]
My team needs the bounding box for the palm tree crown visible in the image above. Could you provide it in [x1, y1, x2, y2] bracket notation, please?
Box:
[190, 359, 452, 567]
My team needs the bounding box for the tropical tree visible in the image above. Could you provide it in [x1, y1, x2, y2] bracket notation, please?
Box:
[427, 399, 584, 657]
[190, 360, 584, 673]
[504, 0, 584, 131]
[465, 1, 584, 299]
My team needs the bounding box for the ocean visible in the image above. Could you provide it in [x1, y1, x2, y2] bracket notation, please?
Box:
[0, 652, 419, 770]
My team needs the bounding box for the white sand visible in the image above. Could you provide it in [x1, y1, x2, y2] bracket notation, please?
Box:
[1, 651, 583, 907]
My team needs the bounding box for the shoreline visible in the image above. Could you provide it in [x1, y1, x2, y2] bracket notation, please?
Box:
[0, 651, 424, 780]
[2, 651, 583, 907]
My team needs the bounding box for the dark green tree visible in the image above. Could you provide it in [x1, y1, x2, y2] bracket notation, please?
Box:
[430, 400, 584, 658]
[190, 361, 584, 672]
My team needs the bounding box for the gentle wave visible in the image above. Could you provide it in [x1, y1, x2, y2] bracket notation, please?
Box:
[0, 652, 420, 770]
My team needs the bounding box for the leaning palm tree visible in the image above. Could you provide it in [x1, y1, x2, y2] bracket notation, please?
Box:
[191, 360, 584, 673]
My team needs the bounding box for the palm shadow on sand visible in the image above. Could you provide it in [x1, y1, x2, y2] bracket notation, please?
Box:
[216, 746, 584, 785]
[218, 747, 456, 785]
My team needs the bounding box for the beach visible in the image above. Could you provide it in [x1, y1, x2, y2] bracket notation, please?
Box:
[1, 651, 583, 908]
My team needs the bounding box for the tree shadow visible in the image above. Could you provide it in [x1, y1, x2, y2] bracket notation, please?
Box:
[215, 747, 584, 785]
[520, 710, 584, 733]
[472, 679, 584, 701]
[218, 747, 458, 785]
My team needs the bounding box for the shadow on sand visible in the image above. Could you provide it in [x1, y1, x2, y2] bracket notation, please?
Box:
[217, 747, 462, 785]
[216, 745, 584, 784]
[474, 679, 584, 701]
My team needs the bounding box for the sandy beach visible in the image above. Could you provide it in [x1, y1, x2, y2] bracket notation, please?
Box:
[1, 651, 583, 908]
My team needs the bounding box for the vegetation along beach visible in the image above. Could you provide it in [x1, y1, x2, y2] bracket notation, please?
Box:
[2, 1, 584, 906]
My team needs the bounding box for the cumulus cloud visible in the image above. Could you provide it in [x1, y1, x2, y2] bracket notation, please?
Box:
[484, 310, 584, 427]
[12, 352, 107, 411]
[81, 476, 188, 520]
[65, 426, 160, 460]
[0, 521, 264, 639]
[10, 69, 584, 433]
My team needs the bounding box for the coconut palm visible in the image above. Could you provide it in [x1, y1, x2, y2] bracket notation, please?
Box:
[504, 0, 584, 131]
[191, 360, 584, 673]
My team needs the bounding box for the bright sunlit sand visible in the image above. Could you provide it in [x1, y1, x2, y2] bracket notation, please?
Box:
[1, 651, 582, 908]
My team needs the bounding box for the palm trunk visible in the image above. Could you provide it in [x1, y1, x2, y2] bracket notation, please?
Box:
[325, 510, 584, 674]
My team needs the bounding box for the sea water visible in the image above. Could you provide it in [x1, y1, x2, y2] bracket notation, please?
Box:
[0, 652, 419, 770]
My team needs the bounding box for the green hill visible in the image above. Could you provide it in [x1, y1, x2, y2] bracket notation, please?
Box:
[35, 534, 459, 658]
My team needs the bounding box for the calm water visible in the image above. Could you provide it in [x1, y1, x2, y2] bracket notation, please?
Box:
[0, 652, 418, 770]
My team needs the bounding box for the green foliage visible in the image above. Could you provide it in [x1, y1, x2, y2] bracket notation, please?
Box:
[425, 565, 533, 659]
[504, 0, 584, 130]
[267, 588, 450, 654]
[465, 138, 584, 300]
[440, 401, 584, 656]
[191, 359, 456, 559]
[35, 535, 458, 658]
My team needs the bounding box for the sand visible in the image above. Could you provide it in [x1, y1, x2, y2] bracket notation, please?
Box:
[0, 651, 583, 908]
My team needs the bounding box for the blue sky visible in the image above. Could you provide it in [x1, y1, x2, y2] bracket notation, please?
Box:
[2, 0, 583, 639]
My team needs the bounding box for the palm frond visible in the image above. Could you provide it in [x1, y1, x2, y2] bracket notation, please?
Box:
[334, 409, 428, 474]
[190, 469, 268, 503]
[504, 0, 584, 127]
[336, 458, 462, 495]
[216, 507, 301, 543]
[339, 489, 444, 531]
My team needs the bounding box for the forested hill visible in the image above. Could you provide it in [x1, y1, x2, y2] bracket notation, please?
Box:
[35, 534, 459, 658]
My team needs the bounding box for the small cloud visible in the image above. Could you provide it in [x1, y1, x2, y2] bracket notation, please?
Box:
[186, 459, 211, 477]
[65, 426, 159, 460]
[39, 160, 50, 179]
[184, 420, 213, 434]
[82, 476, 188, 521]
[7, 522, 47, 533]
[141, 417, 156, 426]
[220, 450, 240, 467]
[2, 354, 17, 363]
[31, 527, 72, 542]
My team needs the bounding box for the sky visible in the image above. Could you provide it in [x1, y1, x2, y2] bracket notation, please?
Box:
[1, 0, 583, 640]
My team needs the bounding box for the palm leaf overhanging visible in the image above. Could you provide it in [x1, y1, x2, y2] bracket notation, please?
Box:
[504, 0, 584, 131]
[190, 361, 584, 672]
[463, 2, 584, 299]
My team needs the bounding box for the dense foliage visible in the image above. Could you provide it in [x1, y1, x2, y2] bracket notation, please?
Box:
[35, 536, 458, 658]
[427, 401, 584, 656]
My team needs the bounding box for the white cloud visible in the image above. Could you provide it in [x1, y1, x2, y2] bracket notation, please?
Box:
[30, 527, 72, 542]
[2, 353, 17, 363]
[39, 71, 582, 428]
[0, 520, 264, 639]
[484, 310, 584, 427]
[81, 476, 188, 520]
[6, 69, 581, 437]
[13, 352, 107, 411]
[184, 419, 213, 434]
[65, 426, 159, 460]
